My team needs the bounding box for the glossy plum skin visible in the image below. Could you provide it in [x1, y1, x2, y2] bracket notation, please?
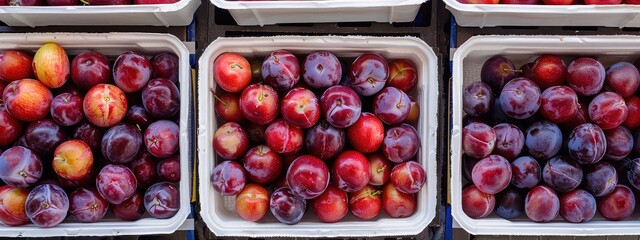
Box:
[262, 50, 300, 91]
[144, 182, 180, 219]
[584, 161, 617, 197]
[113, 192, 145, 221]
[281, 88, 320, 128]
[82, 84, 128, 128]
[235, 184, 269, 222]
[349, 53, 388, 96]
[347, 112, 384, 153]
[126, 105, 154, 130]
[0, 106, 23, 147]
[531, 54, 566, 89]
[462, 122, 496, 159]
[270, 187, 306, 225]
[540, 86, 578, 124]
[463, 81, 494, 117]
[312, 186, 348, 223]
[382, 182, 416, 218]
[598, 185, 635, 221]
[525, 120, 562, 160]
[499, 77, 541, 120]
[461, 185, 495, 219]
[52, 139, 93, 181]
[624, 96, 640, 131]
[0, 186, 29, 226]
[213, 122, 249, 160]
[320, 85, 362, 128]
[471, 155, 511, 194]
[72, 122, 104, 152]
[96, 164, 137, 205]
[101, 123, 142, 164]
[211, 161, 246, 196]
[462, 155, 480, 182]
[69, 187, 108, 223]
[391, 161, 426, 194]
[142, 78, 180, 119]
[243, 145, 282, 185]
[605, 126, 633, 161]
[0, 146, 43, 188]
[113, 52, 152, 93]
[151, 52, 179, 83]
[349, 185, 382, 220]
[606, 62, 640, 97]
[387, 59, 417, 93]
[287, 155, 330, 199]
[589, 92, 628, 130]
[373, 87, 411, 125]
[492, 123, 524, 160]
[332, 150, 371, 192]
[567, 57, 606, 96]
[511, 156, 541, 189]
[0, 50, 33, 83]
[239, 83, 279, 125]
[32, 42, 70, 89]
[25, 184, 69, 227]
[368, 153, 392, 186]
[157, 155, 180, 182]
[213, 53, 251, 93]
[302, 51, 341, 89]
[525, 185, 560, 222]
[50, 93, 84, 126]
[265, 119, 304, 155]
[543, 155, 583, 193]
[25, 119, 68, 155]
[305, 121, 345, 160]
[3, 79, 53, 122]
[567, 123, 606, 165]
[144, 120, 179, 159]
[495, 188, 525, 219]
[130, 151, 158, 189]
[561, 100, 591, 132]
[382, 124, 420, 163]
[481, 55, 517, 93]
[71, 51, 110, 91]
[559, 189, 596, 223]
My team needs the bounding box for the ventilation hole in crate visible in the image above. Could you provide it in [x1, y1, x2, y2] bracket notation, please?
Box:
[337, 22, 372, 27]
[561, 26, 598, 32]
[214, 8, 238, 25]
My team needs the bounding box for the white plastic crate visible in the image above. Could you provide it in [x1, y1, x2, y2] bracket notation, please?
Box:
[0, 0, 199, 27]
[444, 0, 640, 28]
[210, 0, 425, 26]
[451, 35, 640, 236]
[0, 32, 191, 237]
[197, 36, 438, 237]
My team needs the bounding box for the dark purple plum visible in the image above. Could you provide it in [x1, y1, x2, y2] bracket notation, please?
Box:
[589, 92, 628, 130]
[583, 161, 617, 197]
[489, 97, 510, 125]
[462, 122, 496, 159]
[305, 121, 345, 160]
[0, 146, 43, 188]
[511, 156, 541, 189]
[113, 192, 145, 221]
[492, 123, 524, 160]
[373, 87, 411, 125]
[381, 124, 420, 163]
[525, 185, 560, 222]
[25, 119, 68, 156]
[25, 184, 68, 227]
[605, 126, 633, 161]
[481, 55, 517, 93]
[519, 62, 534, 79]
[144, 120, 179, 159]
[598, 185, 635, 221]
[567, 57, 605, 96]
[142, 78, 180, 119]
[626, 158, 640, 191]
[158, 155, 180, 182]
[567, 123, 606, 165]
[102, 124, 142, 164]
[525, 120, 562, 160]
[50, 93, 84, 127]
[499, 77, 541, 120]
[543, 155, 583, 193]
[144, 182, 180, 219]
[125, 105, 154, 130]
[495, 188, 526, 219]
[151, 52, 179, 83]
[463, 81, 494, 117]
[262, 50, 300, 92]
[462, 154, 480, 182]
[96, 164, 137, 205]
[210, 161, 246, 196]
[606, 62, 640, 98]
[129, 151, 158, 189]
[349, 53, 388, 96]
[302, 51, 341, 89]
[72, 122, 105, 153]
[471, 155, 511, 194]
[270, 187, 306, 225]
[320, 85, 362, 128]
[559, 189, 596, 223]
[69, 187, 108, 223]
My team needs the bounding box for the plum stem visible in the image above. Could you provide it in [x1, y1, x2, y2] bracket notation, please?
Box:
[210, 88, 228, 106]
[79, 0, 89, 5]
[371, 190, 382, 197]
[376, 167, 386, 173]
[502, 67, 522, 73]
[230, 63, 243, 70]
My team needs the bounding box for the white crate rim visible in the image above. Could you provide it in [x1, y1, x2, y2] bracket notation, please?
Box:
[211, 0, 425, 10]
[445, 0, 640, 13]
[197, 35, 438, 238]
[450, 35, 640, 236]
[0, 32, 191, 237]
[0, 0, 192, 13]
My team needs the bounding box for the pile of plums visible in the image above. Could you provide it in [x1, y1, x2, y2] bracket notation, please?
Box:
[0, 43, 181, 227]
[462, 54, 640, 223]
[210, 50, 426, 224]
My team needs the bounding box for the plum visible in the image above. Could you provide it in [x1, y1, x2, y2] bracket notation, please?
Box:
[481, 55, 517, 93]
[492, 123, 524, 160]
[390, 161, 426, 194]
[305, 121, 345, 160]
[525, 185, 559, 222]
[461, 185, 495, 219]
[605, 62, 640, 97]
[382, 124, 420, 163]
[69, 187, 108, 223]
[589, 92, 628, 130]
[382, 182, 416, 218]
[210, 161, 245, 196]
[567, 123, 606, 165]
[302, 51, 341, 89]
[25, 119, 68, 156]
[472, 155, 511, 194]
[349, 185, 382, 220]
[113, 51, 151, 93]
[113, 192, 145, 221]
[332, 150, 370, 192]
[312, 186, 348, 223]
[605, 126, 633, 161]
[543, 155, 583, 193]
[598, 185, 635, 221]
[567, 57, 605, 96]
[540, 86, 578, 124]
[262, 50, 300, 91]
[157, 155, 180, 183]
[495, 188, 526, 219]
[101, 123, 142, 164]
[525, 120, 562, 160]
[270, 187, 306, 225]
[499, 77, 541, 119]
[142, 78, 180, 119]
[25, 184, 68, 227]
[287, 155, 329, 199]
[583, 161, 617, 197]
[96, 164, 137, 205]
[320, 85, 361, 128]
[349, 53, 388, 96]
[243, 145, 281, 185]
[144, 120, 179, 159]
[463, 81, 493, 117]
[511, 156, 541, 189]
[144, 182, 180, 219]
[0, 146, 42, 188]
[462, 122, 496, 159]
[559, 189, 596, 223]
